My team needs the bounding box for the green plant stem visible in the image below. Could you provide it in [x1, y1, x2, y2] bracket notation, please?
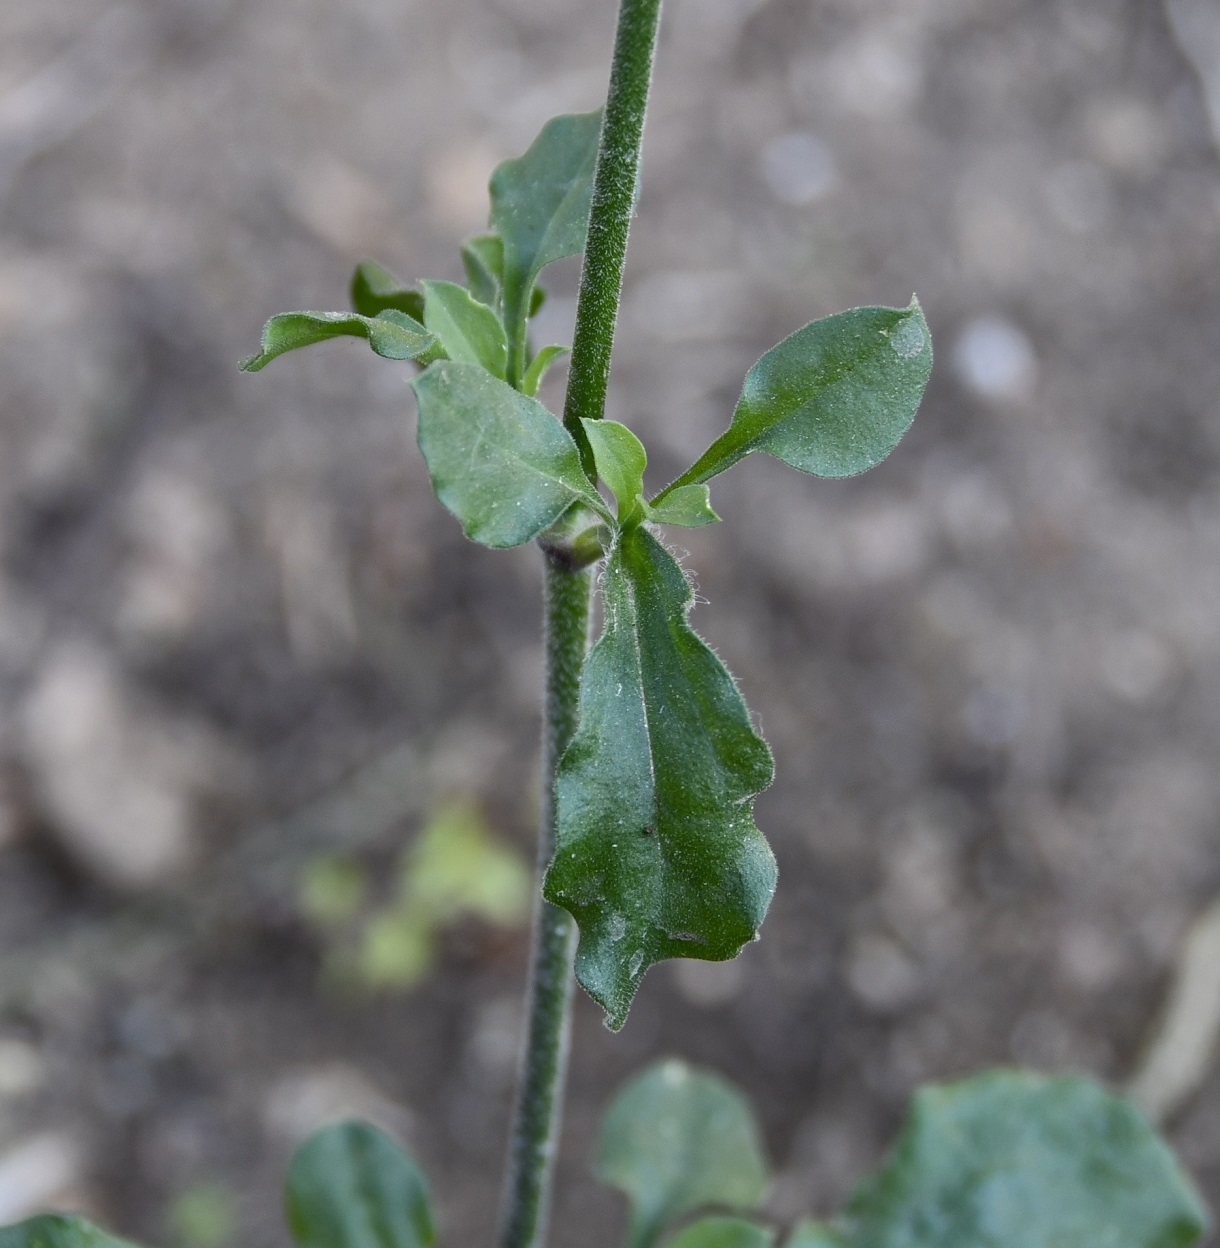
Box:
[498, 556, 591, 1248]
[499, 5, 663, 1245]
[562, 0, 664, 476]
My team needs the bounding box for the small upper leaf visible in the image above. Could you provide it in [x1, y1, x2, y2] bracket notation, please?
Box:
[0, 1217, 143, 1248]
[544, 525, 777, 1029]
[412, 361, 608, 548]
[596, 1060, 771, 1248]
[240, 310, 436, 372]
[829, 1071, 1209, 1248]
[660, 300, 930, 493]
[664, 1221, 775, 1248]
[285, 1119, 435, 1248]
[489, 111, 601, 358]
[783, 1225, 841, 1248]
[460, 234, 504, 310]
[420, 280, 508, 377]
[522, 345, 570, 397]
[350, 261, 426, 322]
[643, 484, 720, 528]
[581, 418, 647, 516]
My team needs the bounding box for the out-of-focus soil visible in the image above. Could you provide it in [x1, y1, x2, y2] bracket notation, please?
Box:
[2, 0, 1220, 1244]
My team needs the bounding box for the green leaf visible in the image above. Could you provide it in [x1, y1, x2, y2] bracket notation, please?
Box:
[240, 310, 436, 372]
[665, 1221, 774, 1248]
[661, 300, 931, 492]
[350, 261, 426, 322]
[522, 345, 570, 397]
[489, 110, 602, 365]
[581, 418, 647, 515]
[643, 484, 720, 528]
[784, 1224, 842, 1248]
[830, 1071, 1209, 1248]
[285, 1120, 435, 1248]
[460, 234, 504, 309]
[596, 1060, 771, 1248]
[544, 526, 776, 1029]
[420, 280, 508, 377]
[412, 360, 609, 547]
[0, 1216, 143, 1248]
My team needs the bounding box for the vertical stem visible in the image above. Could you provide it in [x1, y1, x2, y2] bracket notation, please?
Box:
[500, 4, 664, 1246]
[498, 556, 590, 1248]
[563, 0, 665, 466]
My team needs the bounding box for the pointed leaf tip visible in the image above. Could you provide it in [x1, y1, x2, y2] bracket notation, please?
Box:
[544, 526, 776, 1029]
[240, 309, 436, 372]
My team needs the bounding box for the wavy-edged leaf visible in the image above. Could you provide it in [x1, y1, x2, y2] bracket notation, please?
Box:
[523, 344, 570, 397]
[420, 280, 508, 377]
[461, 234, 504, 309]
[661, 300, 930, 492]
[829, 1071, 1209, 1248]
[544, 526, 776, 1029]
[665, 1221, 774, 1248]
[596, 1060, 771, 1248]
[350, 261, 425, 322]
[489, 110, 601, 364]
[581, 418, 647, 515]
[240, 310, 436, 372]
[285, 1119, 435, 1248]
[412, 361, 608, 548]
[643, 484, 719, 528]
[0, 1217, 143, 1248]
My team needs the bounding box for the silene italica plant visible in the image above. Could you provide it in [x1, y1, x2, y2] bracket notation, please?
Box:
[1, 4, 1212, 1248]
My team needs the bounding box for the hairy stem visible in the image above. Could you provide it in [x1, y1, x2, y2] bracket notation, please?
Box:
[498, 4, 664, 1246]
[497, 556, 590, 1248]
[562, 0, 665, 475]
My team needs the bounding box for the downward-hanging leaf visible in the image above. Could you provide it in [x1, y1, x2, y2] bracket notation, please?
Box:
[0, 1217, 143, 1248]
[285, 1120, 435, 1248]
[489, 110, 602, 365]
[596, 1061, 771, 1248]
[350, 261, 425, 322]
[420, 280, 508, 377]
[544, 525, 776, 1029]
[824, 1072, 1209, 1248]
[240, 310, 436, 372]
[412, 361, 609, 548]
[659, 300, 930, 494]
[665, 1221, 775, 1248]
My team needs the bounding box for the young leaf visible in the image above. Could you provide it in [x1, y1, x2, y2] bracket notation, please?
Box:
[489, 110, 602, 366]
[828, 1072, 1209, 1248]
[350, 261, 426, 322]
[783, 1225, 841, 1248]
[596, 1061, 770, 1248]
[643, 484, 720, 528]
[285, 1120, 435, 1248]
[240, 310, 436, 372]
[659, 300, 931, 494]
[665, 1221, 774, 1248]
[460, 234, 504, 309]
[580, 418, 647, 515]
[420, 280, 508, 377]
[522, 344, 570, 397]
[412, 360, 609, 548]
[0, 1217, 143, 1248]
[544, 526, 777, 1030]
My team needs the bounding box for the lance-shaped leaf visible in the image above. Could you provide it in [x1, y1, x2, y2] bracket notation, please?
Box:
[544, 526, 777, 1029]
[581, 418, 647, 516]
[596, 1061, 770, 1248]
[658, 300, 931, 495]
[412, 361, 609, 548]
[420, 280, 508, 377]
[350, 261, 425, 322]
[460, 234, 504, 309]
[523, 344, 570, 397]
[0, 1217, 143, 1248]
[489, 110, 601, 358]
[824, 1071, 1209, 1248]
[286, 1120, 435, 1248]
[240, 310, 436, 372]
